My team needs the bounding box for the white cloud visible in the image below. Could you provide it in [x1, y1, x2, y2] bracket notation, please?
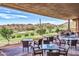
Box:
[0, 13, 28, 19]
[6, 10, 12, 13]
[14, 14, 28, 18]
[0, 13, 12, 19]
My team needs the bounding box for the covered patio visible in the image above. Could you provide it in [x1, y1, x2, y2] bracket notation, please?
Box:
[0, 3, 79, 56]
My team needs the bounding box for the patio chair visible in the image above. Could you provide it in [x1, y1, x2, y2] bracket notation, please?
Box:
[65, 33, 70, 37]
[70, 40, 77, 49]
[49, 36, 54, 43]
[43, 40, 50, 44]
[59, 45, 70, 56]
[47, 50, 60, 56]
[32, 46, 43, 56]
[56, 35, 66, 46]
[38, 38, 43, 48]
[33, 40, 38, 46]
[60, 40, 66, 46]
[71, 32, 75, 35]
[22, 41, 30, 52]
[38, 38, 42, 45]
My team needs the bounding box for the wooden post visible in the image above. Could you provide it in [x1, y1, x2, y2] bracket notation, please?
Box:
[76, 18, 79, 36]
[68, 19, 71, 31]
[73, 18, 79, 37]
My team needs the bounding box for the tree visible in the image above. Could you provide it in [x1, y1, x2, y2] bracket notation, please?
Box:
[55, 27, 60, 33]
[0, 27, 13, 45]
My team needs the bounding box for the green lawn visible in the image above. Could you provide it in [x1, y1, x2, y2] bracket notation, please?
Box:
[0, 31, 57, 46]
[0, 26, 64, 47]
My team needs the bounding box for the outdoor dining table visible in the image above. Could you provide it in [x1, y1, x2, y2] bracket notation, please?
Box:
[40, 44, 60, 55]
[22, 38, 33, 42]
[59, 36, 79, 45]
[22, 38, 33, 46]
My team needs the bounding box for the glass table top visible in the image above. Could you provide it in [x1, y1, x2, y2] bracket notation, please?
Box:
[40, 44, 59, 50]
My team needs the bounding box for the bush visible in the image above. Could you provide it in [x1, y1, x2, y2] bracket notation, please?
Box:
[17, 34, 22, 38]
[30, 33, 34, 36]
[55, 28, 60, 33]
[12, 35, 15, 38]
[51, 31, 54, 33]
[36, 29, 46, 35]
[25, 33, 29, 37]
[46, 32, 48, 34]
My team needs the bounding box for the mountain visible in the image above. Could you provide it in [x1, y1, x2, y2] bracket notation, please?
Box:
[57, 21, 76, 31]
[0, 21, 75, 32]
[0, 23, 56, 31]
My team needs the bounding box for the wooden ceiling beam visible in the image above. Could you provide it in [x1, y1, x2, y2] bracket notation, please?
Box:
[0, 3, 79, 20]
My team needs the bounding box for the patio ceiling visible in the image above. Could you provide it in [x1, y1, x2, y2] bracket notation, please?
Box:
[0, 3, 79, 20]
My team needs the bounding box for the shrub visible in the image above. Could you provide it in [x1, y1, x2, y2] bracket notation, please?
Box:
[55, 28, 60, 33]
[46, 32, 48, 34]
[36, 29, 46, 35]
[12, 35, 15, 38]
[30, 33, 34, 36]
[17, 34, 22, 38]
[25, 33, 29, 37]
[51, 31, 54, 33]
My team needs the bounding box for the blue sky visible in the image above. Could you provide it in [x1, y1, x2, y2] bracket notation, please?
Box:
[0, 7, 68, 25]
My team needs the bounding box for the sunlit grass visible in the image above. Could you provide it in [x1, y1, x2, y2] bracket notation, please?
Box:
[0, 32, 56, 46]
